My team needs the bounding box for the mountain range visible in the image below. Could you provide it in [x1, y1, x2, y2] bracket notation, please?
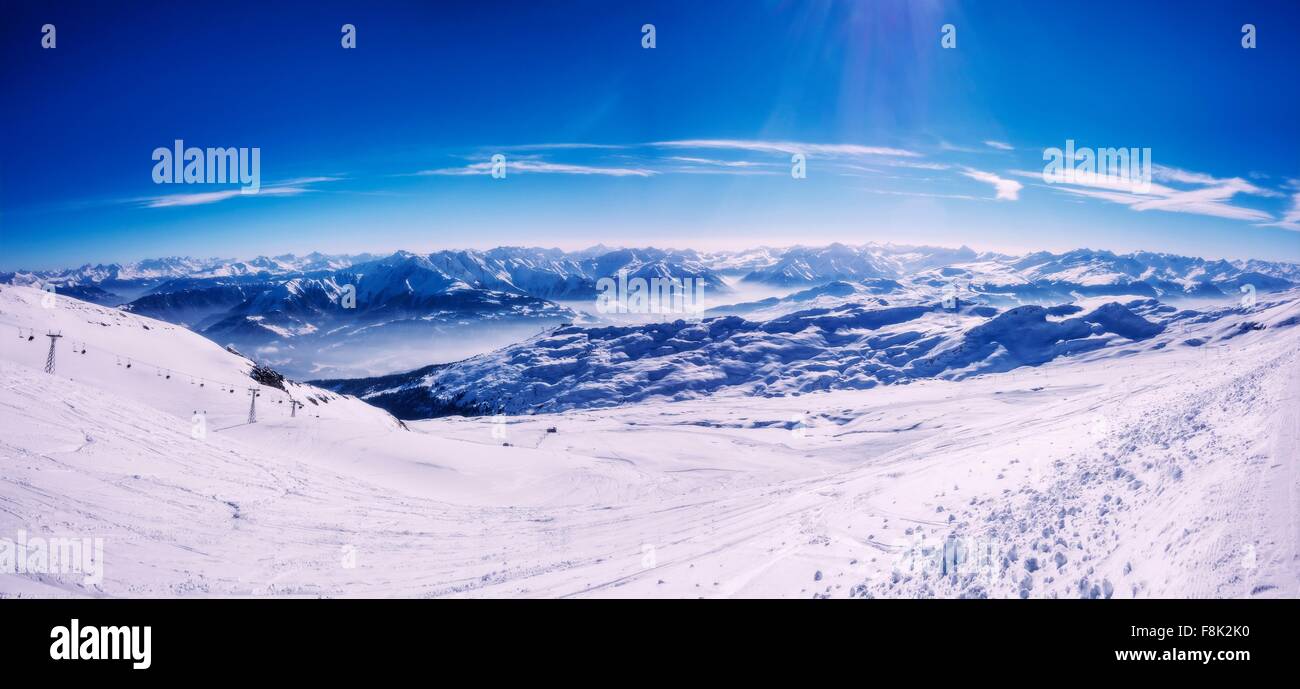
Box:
[4, 244, 1296, 377]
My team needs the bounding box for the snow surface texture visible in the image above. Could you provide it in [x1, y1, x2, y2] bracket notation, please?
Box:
[1, 282, 1297, 598]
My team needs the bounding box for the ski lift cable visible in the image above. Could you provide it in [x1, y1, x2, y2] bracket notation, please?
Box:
[2, 311, 308, 417]
[0, 315, 288, 395]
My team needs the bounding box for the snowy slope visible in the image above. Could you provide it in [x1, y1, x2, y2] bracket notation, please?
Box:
[0, 286, 399, 432]
[3, 286, 1298, 599]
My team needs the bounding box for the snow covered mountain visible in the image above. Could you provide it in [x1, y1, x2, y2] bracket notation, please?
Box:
[5, 247, 744, 377]
[317, 292, 1180, 416]
[9, 245, 1293, 320]
[731, 243, 1297, 299]
[13, 244, 1293, 307]
[194, 261, 579, 378]
[317, 283, 1299, 419]
[6, 244, 1295, 379]
[739, 243, 905, 285]
[470, 246, 731, 300]
[0, 252, 371, 300]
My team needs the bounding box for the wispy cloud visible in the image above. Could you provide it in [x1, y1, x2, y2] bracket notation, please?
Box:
[417, 159, 656, 177]
[1013, 165, 1279, 222]
[496, 143, 629, 152]
[864, 188, 984, 201]
[665, 156, 765, 168]
[658, 156, 779, 175]
[938, 141, 986, 154]
[398, 143, 1295, 232]
[1257, 181, 1300, 232]
[668, 168, 781, 176]
[1126, 180, 1275, 219]
[653, 139, 921, 158]
[409, 141, 920, 181]
[1152, 164, 1280, 197]
[886, 160, 952, 171]
[960, 167, 1022, 200]
[141, 176, 342, 208]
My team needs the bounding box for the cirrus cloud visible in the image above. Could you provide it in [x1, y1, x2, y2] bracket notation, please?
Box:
[416, 159, 656, 177]
[1012, 164, 1280, 222]
[652, 139, 921, 158]
[141, 176, 343, 208]
[960, 167, 1022, 200]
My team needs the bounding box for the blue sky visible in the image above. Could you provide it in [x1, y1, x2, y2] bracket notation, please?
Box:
[2, 0, 1298, 270]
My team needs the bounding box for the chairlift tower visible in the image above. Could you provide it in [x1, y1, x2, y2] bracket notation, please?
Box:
[44, 332, 62, 374]
[248, 388, 260, 424]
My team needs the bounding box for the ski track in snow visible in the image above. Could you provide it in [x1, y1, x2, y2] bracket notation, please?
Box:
[0, 284, 1297, 598]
